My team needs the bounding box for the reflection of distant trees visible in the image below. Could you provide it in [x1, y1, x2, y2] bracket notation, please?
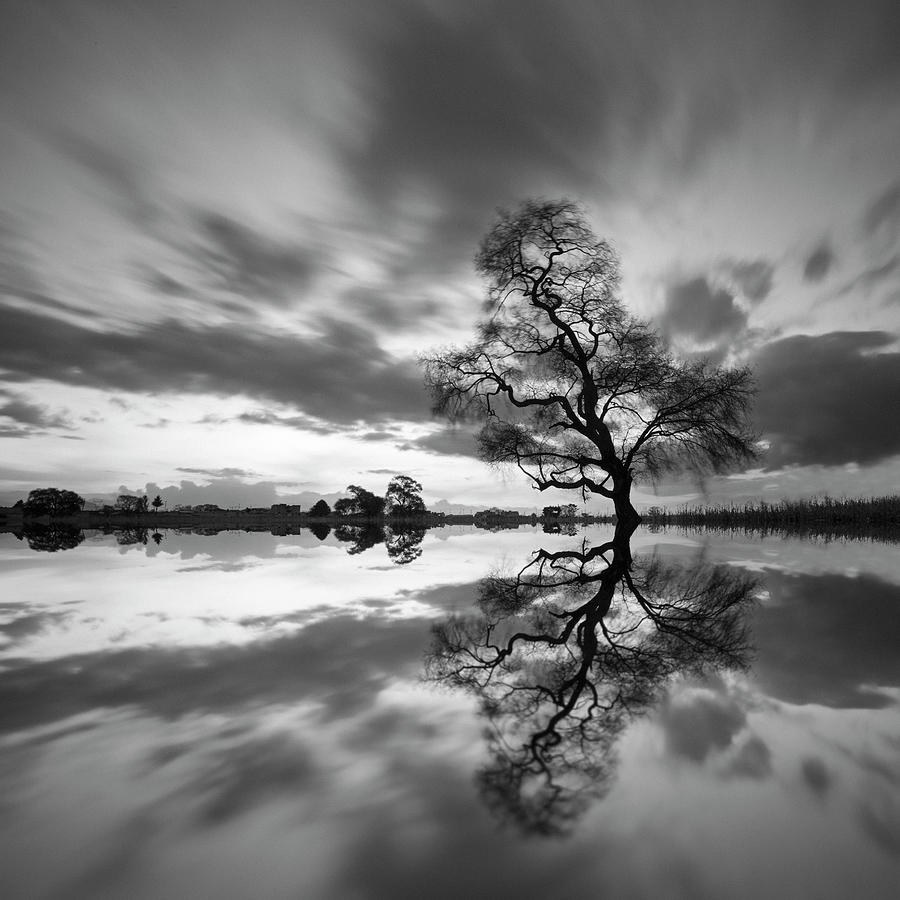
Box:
[308, 522, 330, 541]
[425, 536, 758, 835]
[113, 527, 149, 546]
[17, 523, 84, 552]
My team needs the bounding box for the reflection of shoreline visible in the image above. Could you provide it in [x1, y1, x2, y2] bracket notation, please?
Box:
[2, 516, 897, 544]
[0, 510, 550, 531]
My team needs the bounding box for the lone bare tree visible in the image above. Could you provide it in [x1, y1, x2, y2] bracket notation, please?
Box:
[423, 200, 757, 534]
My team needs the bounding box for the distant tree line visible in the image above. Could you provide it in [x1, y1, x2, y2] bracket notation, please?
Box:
[314, 476, 428, 519]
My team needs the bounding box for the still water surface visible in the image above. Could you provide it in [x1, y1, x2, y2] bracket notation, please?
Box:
[1, 525, 899, 899]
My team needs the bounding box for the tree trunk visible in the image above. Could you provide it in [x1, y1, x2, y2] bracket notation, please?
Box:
[612, 474, 641, 540]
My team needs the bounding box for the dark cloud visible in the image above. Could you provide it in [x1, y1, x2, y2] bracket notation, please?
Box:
[192, 212, 314, 304]
[753, 330, 900, 468]
[0, 613, 429, 735]
[0, 304, 429, 425]
[801, 757, 832, 797]
[752, 569, 900, 708]
[346, 3, 668, 268]
[358, 430, 399, 442]
[0, 393, 71, 434]
[189, 732, 315, 825]
[803, 242, 835, 282]
[342, 1, 900, 280]
[660, 689, 746, 763]
[397, 428, 480, 458]
[862, 182, 900, 238]
[235, 410, 342, 434]
[727, 259, 774, 302]
[54, 133, 158, 226]
[659, 276, 747, 345]
[838, 254, 900, 296]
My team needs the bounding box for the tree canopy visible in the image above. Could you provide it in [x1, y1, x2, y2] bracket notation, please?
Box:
[309, 499, 331, 517]
[115, 494, 149, 513]
[333, 485, 384, 518]
[22, 488, 85, 517]
[384, 475, 425, 515]
[423, 199, 757, 531]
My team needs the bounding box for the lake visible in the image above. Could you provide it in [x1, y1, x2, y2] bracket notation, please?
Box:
[2, 524, 899, 899]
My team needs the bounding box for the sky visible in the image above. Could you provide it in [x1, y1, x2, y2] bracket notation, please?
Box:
[1, 0, 899, 511]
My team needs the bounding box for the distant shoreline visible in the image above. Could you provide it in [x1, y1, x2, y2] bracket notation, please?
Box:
[0, 508, 608, 530]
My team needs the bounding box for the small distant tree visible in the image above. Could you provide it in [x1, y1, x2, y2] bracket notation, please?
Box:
[23, 488, 85, 517]
[309, 499, 331, 517]
[384, 475, 426, 515]
[334, 485, 384, 518]
[151, 495, 163, 513]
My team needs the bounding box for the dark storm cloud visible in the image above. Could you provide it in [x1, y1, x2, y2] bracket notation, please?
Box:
[659, 276, 747, 345]
[0, 304, 428, 425]
[753, 331, 900, 468]
[727, 260, 774, 302]
[803, 242, 835, 282]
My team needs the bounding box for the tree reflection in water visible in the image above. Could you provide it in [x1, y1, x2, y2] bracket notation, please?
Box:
[16, 523, 85, 552]
[334, 523, 425, 565]
[425, 535, 759, 835]
[385, 526, 426, 565]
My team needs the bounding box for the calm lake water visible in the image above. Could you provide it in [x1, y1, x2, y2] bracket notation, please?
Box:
[2, 525, 899, 900]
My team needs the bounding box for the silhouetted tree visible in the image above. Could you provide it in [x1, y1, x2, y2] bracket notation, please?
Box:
[384, 475, 426, 515]
[22, 488, 85, 517]
[333, 485, 384, 518]
[425, 534, 757, 834]
[151, 495, 163, 513]
[308, 522, 331, 541]
[423, 199, 757, 534]
[151, 531, 164, 545]
[309, 499, 331, 517]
